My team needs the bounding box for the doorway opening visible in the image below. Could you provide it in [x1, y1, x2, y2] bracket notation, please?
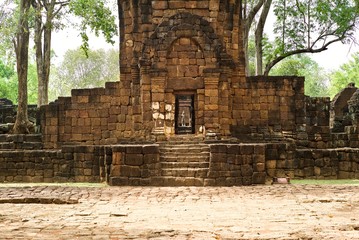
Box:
[175, 94, 195, 134]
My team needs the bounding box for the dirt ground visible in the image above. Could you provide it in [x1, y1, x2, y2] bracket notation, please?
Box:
[0, 184, 358, 239]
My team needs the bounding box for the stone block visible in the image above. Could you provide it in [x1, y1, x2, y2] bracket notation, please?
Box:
[142, 145, 159, 154]
[303, 167, 314, 177]
[168, 1, 185, 9]
[242, 155, 253, 165]
[227, 145, 239, 154]
[203, 178, 216, 186]
[143, 154, 159, 164]
[252, 172, 266, 184]
[253, 154, 265, 164]
[84, 169, 92, 176]
[338, 171, 350, 179]
[126, 146, 143, 154]
[241, 165, 253, 177]
[210, 153, 227, 163]
[110, 165, 121, 176]
[125, 154, 144, 166]
[235, 156, 243, 165]
[339, 161, 351, 171]
[151, 1, 168, 10]
[44, 169, 53, 178]
[265, 148, 278, 160]
[266, 160, 276, 169]
[120, 166, 141, 177]
[226, 154, 236, 164]
[109, 177, 129, 186]
[242, 176, 252, 186]
[210, 144, 227, 153]
[254, 163, 265, 172]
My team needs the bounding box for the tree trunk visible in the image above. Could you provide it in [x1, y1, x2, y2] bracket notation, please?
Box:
[34, 1, 44, 107]
[241, 0, 266, 76]
[35, 0, 54, 107]
[12, 0, 32, 134]
[255, 0, 272, 75]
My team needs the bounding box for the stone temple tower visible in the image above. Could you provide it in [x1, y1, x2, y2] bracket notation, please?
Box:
[118, 0, 246, 139]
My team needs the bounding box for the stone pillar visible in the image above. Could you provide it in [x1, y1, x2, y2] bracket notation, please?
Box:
[139, 60, 152, 137]
[203, 71, 220, 137]
[151, 75, 166, 137]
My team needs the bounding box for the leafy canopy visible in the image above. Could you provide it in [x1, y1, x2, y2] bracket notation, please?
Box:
[264, 0, 359, 74]
[329, 52, 359, 98]
[270, 54, 329, 97]
[69, 0, 118, 55]
[49, 48, 119, 100]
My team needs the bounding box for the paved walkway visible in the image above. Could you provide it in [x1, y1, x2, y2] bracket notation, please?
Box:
[0, 184, 358, 239]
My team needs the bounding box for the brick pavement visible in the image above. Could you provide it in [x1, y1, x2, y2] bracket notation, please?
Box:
[0, 184, 358, 239]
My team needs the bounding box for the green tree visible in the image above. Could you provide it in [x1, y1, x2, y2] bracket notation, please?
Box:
[264, 0, 359, 75]
[49, 48, 119, 100]
[0, 60, 17, 102]
[32, 0, 117, 107]
[0, 55, 39, 104]
[240, 0, 359, 76]
[328, 52, 359, 98]
[0, 0, 117, 133]
[12, 0, 32, 133]
[270, 55, 329, 97]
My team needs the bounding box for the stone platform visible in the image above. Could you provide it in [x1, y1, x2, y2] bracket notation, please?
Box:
[0, 184, 358, 239]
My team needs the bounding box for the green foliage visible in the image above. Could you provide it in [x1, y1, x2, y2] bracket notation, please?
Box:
[328, 52, 359, 98]
[270, 55, 329, 97]
[27, 62, 38, 104]
[0, 60, 15, 79]
[0, 60, 17, 102]
[247, 35, 256, 76]
[69, 0, 118, 55]
[49, 48, 119, 101]
[269, 0, 359, 64]
[0, 1, 17, 62]
[0, 59, 38, 104]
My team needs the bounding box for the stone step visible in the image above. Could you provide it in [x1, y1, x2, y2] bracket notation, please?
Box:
[0, 142, 43, 150]
[161, 168, 208, 178]
[161, 162, 210, 169]
[0, 134, 43, 143]
[0, 134, 43, 150]
[160, 136, 205, 143]
[160, 144, 209, 148]
[160, 151, 210, 157]
[160, 155, 209, 162]
[160, 148, 209, 154]
[160, 141, 205, 145]
[151, 176, 205, 186]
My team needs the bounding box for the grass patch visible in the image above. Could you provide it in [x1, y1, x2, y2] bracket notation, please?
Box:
[0, 182, 108, 188]
[291, 179, 359, 185]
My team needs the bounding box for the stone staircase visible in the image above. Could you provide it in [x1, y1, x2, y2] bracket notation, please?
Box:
[0, 134, 43, 150]
[158, 137, 210, 186]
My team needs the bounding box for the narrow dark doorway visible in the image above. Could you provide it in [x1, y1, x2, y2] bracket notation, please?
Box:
[175, 95, 195, 134]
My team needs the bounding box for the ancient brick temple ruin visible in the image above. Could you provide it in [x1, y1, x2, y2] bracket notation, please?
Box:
[1, 0, 359, 185]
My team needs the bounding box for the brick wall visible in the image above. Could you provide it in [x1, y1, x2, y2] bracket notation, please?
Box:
[231, 76, 305, 141]
[208, 144, 266, 186]
[0, 146, 104, 183]
[41, 81, 151, 149]
[295, 148, 359, 179]
[106, 145, 160, 186]
[1, 143, 359, 184]
[0, 150, 75, 182]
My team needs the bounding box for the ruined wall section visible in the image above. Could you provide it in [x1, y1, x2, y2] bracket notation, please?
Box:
[231, 76, 305, 141]
[41, 81, 150, 149]
[299, 97, 331, 148]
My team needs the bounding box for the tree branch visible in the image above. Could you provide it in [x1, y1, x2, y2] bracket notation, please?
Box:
[245, 0, 266, 30]
[264, 37, 344, 76]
